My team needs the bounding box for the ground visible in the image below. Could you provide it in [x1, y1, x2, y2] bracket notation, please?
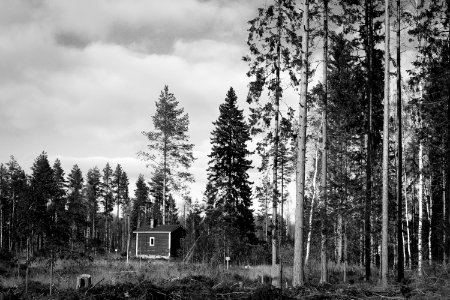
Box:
[0, 256, 449, 299]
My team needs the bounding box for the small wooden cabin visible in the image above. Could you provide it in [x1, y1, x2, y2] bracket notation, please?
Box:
[134, 223, 185, 259]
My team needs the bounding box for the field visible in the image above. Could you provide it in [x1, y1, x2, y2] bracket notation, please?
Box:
[1, 255, 450, 299]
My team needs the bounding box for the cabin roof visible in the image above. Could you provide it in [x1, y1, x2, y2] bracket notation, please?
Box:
[134, 224, 184, 233]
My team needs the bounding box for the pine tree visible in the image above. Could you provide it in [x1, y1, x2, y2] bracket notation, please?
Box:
[205, 87, 255, 244]
[245, 2, 301, 283]
[140, 85, 195, 225]
[85, 167, 101, 246]
[101, 163, 114, 250]
[6, 156, 27, 252]
[0, 164, 8, 250]
[294, 0, 310, 287]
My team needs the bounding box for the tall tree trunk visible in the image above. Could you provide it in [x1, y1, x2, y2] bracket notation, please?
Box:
[320, 0, 329, 284]
[427, 183, 432, 263]
[305, 148, 319, 268]
[446, 1, 450, 266]
[271, 0, 282, 287]
[265, 184, 269, 242]
[404, 172, 412, 268]
[364, 0, 374, 281]
[416, 6, 424, 273]
[0, 203, 3, 249]
[279, 157, 284, 289]
[293, 0, 309, 287]
[381, 0, 390, 287]
[343, 223, 348, 283]
[396, 0, 404, 282]
[163, 139, 167, 225]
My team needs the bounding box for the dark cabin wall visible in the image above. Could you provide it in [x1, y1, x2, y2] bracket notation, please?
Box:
[170, 227, 185, 257]
[137, 232, 169, 256]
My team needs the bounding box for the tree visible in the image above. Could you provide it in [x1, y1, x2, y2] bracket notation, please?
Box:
[112, 164, 129, 251]
[149, 166, 175, 224]
[140, 85, 195, 225]
[205, 87, 255, 243]
[131, 174, 150, 230]
[293, 0, 310, 287]
[67, 165, 85, 250]
[245, 0, 301, 286]
[0, 164, 8, 250]
[101, 163, 114, 251]
[6, 156, 27, 252]
[381, 0, 390, 287]
[339, 0, 386, 281]
[320, 0, 329, 284]
[395, 0, 404, 282]
[29, 152, 55, 253]
[48, 159, 69, 249]
[85, 167, 101, 247]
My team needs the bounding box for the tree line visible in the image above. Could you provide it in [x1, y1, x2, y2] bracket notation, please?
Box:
[0, 153, 181, 257]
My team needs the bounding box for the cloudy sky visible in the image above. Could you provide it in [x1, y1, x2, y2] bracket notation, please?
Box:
[0, 0, 278, 205]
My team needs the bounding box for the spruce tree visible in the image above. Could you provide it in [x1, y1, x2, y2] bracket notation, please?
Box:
[67, 165, 85, 250]
[131, 174, 150, 230]
[49, 159, 69, 249]
[205, 87, 254, 241]
[30, 152, 55, 251]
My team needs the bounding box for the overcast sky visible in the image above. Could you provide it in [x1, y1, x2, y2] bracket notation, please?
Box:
[0, 0, 274, 205]
[0, 0, 419, 215]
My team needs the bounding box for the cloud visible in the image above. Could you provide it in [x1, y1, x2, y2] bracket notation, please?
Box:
[0, 0, 271, 209]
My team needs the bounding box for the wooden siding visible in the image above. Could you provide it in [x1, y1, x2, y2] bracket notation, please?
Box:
[136, 232, 169, 257]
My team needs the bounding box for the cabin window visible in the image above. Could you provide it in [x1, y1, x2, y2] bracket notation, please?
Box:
[149, 237, 155, 246]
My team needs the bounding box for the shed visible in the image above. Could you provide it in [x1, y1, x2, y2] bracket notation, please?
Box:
[134, 224, 185, 259]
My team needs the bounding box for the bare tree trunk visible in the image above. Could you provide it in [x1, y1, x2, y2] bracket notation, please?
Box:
[26, 237, 30, 295]
[396, 0, 404, 282]
[0, 203, 3, 249]
[265, 183, 269, 242]
[320, 0, 329, 284]
[364, 0, 374, 281]
[50, 250, 54, 296]
[126, 214, 131, 264]
[293, 0, 309, 287]
[381, 0, 390, 287]
[343, 223, 348, 283]
[404, 172, 412, 269]
[427, 185, 432, 263]
[417, 74, 424, 277]
[305, 148, 319, 267]
[446, 1, 450, 267]
[163, 141, 167, 225]
[279, 158, 285, 289]
[337, 214, 343, 265]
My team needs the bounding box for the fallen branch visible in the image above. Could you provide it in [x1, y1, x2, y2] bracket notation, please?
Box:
[84, 278, 104, 299]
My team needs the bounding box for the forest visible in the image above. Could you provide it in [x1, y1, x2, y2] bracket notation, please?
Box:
[0, 0, 449, 299]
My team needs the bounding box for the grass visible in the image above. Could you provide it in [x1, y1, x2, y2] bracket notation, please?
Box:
[2, 256, 450, 299]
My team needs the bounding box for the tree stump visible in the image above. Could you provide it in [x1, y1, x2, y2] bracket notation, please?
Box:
[76, 274, 92, 289]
